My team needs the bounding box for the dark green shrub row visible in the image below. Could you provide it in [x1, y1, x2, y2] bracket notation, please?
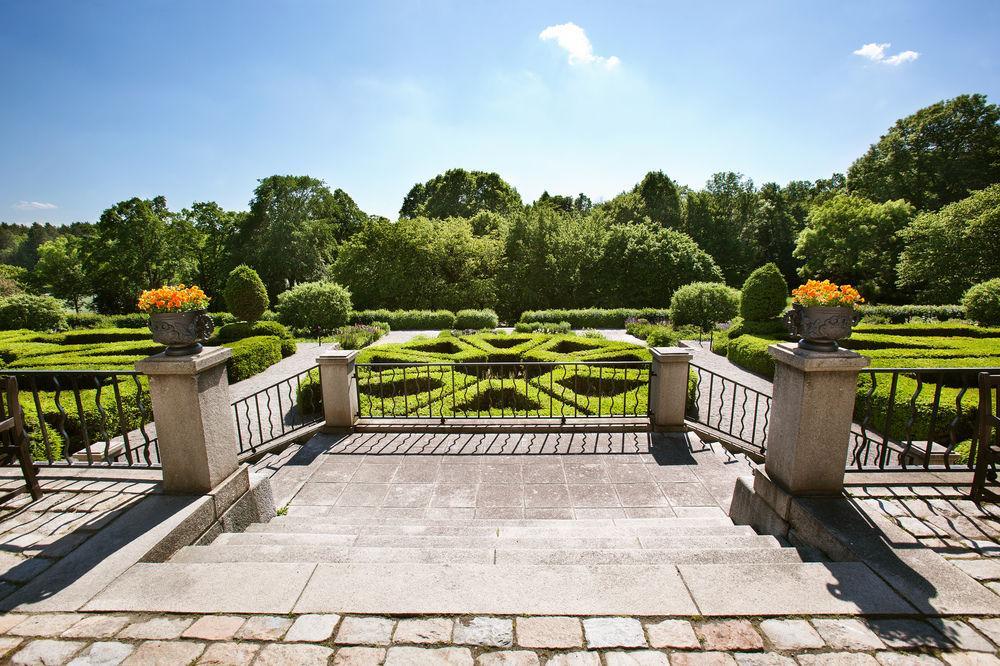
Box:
[352, 309, 457, 330]
[295, 369, 323, 416]
[857, 303, 965, 324]
[514, 321, 571, 334]
[726, 317, 788, 339]
[224, 335, 283, 383]
[56, 328, 152, 344]
[65, 313, 110, 329]
[519, 308, 671, 328]
[726, 335, 779, 378]
[454, 309, 499, 330]
[108, 313, 150, 328]
[216, 320, 292, 343]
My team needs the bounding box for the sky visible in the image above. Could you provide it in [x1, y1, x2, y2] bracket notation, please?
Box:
[2, 1, 998, 224]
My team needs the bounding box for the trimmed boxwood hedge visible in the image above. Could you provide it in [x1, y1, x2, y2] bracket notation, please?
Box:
[519, 308, 671, 329]
[352, 309, 457, 330]
[857, 304, 965, 324]
[454, 309, 499, 330]
[224, 335, 283, 383]
[529, 364, 650, 416]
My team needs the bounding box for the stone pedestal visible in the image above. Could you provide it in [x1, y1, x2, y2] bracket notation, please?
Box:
[764, 343, 869, 495]
[136, 347, 239, 495]
[649, 347, 694, 431]
[318, 349, 359, 430]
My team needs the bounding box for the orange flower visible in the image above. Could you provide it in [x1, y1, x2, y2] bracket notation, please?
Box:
[792, 280, 865, 308]
[137, 284, 211, 313]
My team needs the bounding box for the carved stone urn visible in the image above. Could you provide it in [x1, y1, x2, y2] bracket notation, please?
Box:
[148, 310, 215, 356]
[784, 304, 857, 352]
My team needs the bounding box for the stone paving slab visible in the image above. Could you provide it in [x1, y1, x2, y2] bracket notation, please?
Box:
[294, 563, 698, 615]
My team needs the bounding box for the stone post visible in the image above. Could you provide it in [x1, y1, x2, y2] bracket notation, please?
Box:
[136, 347, 239, 495]
[764, 342, 870, 495]
[318, 349, 359, 430]
[649, 347, 694, 431]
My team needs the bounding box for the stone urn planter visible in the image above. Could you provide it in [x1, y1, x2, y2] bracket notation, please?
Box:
[148, 310, 215, 356]
[784, 304, 857, 352]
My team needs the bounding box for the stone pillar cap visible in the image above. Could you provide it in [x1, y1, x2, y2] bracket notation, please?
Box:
[136, 346, 231, 375]
[318, 348, 359, 364]
[650, 347, 694, 362]
[768, 342, 870, 372]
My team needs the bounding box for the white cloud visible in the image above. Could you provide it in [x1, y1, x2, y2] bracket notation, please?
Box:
[539, 22, 620, 70]
[853, 42, 919, 66]
[13, 201, 57, 210]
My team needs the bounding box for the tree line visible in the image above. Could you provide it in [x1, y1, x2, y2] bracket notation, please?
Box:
[2, 93, 998, 319]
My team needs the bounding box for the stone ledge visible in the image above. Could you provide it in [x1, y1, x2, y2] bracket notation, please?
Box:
[650, 347, 693, 362]
[318, 350, 359, 365]
[136, 346, 232, 375]
[768, 343, 870, 372]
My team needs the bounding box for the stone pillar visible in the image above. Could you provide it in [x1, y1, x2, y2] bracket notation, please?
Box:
[318, 349, 359, 430]
[136, 347, 239, 495]
[764, 343, 870, 495]
[649, 347, 694, 431]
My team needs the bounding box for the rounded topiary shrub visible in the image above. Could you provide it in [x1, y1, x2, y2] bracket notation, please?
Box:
[224, 265, 269, 323]
[740, 263, 788, 322]
[0, 294, 67, 331]
[963, 278, 1000, 326]
[670, 282, 740, 332]
[276, 281, 352, 335]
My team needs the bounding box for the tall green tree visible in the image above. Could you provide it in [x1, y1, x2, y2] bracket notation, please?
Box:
[233, 175, 366, 298]
[847, 94, 1000, 210]
[174, 202, 243, 302]
[33, 236, 90, 312]
[399, 169, 523, 219]
[596, 171, 682, 229]
[794, 193, 915, 300]
[682, 173, 757, 284]
[743, 183, 799, 281]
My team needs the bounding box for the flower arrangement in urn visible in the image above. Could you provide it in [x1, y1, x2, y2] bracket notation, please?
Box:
[785, 280, 864, 352]
[138, 284, 215, 356]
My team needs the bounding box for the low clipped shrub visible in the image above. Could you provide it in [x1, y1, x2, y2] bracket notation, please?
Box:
[670, 282, 740, 332]
[740, 263, 788, 322]
[332, 323, 389, 350]
[57, 328, 151, 344]
[65, 313, 110, 329]
[645, 326, 680, 347]
[225, 335, 282, 383]
[0, 294, 67, 331]
[519, 308, 671, 329]
[513, 321, 571, 334]
[352, 309, 456, 330]
[727, 335, 779, 378]
[726, 317, 788, 339]
[276, 281, 352, 335]
[857, 303, 966, 324]
[108, 313, 150, 328]
[962, 279, 1000, 327]
[209, 311, 238, 327]
[217, 320, 292, 343]
[454, 309, 499, 330]
[295, 372, 323, 416]
[224, 265, 269, 323]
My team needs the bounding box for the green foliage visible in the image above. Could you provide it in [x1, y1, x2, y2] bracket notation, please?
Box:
[57, 328, 151, 344]
[332, 216, 499, 311]
[726, 316, 787, 339]
[332, 323, 389, 350]
[847, 94, 1000, 211]
[223, 265, 269, 323]
[454, 309, 499, 330]
[400, 168, 523, 219]
[645, 326, 681, 347]
[794, 194, 915, 300]
[857, 304, 965, 324]
[108, 313, 149, 328]
[962, 279, 1000, 326]
[276, 281, 352, 335]
[595, 171, 682, 228]
[513, 321, 572, 334]
[216, 320, 292, 343]
[726, 334, 780, 378]
[740, 263, 788, 321]
[224, 335, 283, 383]
[0, 294, 67, 331]
[352, 309, 455, 330]
[896, 184, 1000, 303]
[682, 172, 758, 284]
[670, 282, 740, 332]
[65, 313, 111, 329]
[520, 308, 671, 329]
[295, 368, 323, 416]
[33, 236, 89, 312]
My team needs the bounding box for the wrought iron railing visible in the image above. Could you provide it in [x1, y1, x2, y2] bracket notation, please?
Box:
[686, 362, 771, 456]
[231, 365, 324, 457]
[851, 366, 1000, 471]
[355, 361, 650, 420]
[2, 370, 158, 467]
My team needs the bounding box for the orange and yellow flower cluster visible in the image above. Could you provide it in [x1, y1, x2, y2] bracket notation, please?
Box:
[791, 280, 864, 308]
[137, 284, 210, 313]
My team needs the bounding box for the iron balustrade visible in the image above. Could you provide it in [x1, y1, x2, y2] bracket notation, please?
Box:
[1, 370, 158, 467]
[686, 362, 771, 457]
[231, 365, 324, 457]
[851, 366, 1000, 471]
[355, 361, 651, 420]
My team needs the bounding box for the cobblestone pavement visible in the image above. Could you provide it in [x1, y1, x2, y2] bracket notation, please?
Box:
[0, 611, 997, 664]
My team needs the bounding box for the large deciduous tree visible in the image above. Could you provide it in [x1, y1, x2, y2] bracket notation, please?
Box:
[847, 94, 1000, 211]
[173, 202, 244, 302]
[896, 184, 1000, 304]
[399, 169, 523, 219]
[793, 193, 915, 300]
[33, 236, 90, 312]
[596, 171, 683, 229]
[743, 183, 799, 282]
[682, 172, 757, 285]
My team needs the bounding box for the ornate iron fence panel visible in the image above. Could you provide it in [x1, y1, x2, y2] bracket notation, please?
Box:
[686, 362, 771, 457]
[1, 370, 159, 467]
[231, 365, 323, 458]
[851, 366, 1000, 471]
[355, 361, 651, 420]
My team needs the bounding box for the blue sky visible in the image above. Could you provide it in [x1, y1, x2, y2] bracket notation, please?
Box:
[2, 1, 998, 224]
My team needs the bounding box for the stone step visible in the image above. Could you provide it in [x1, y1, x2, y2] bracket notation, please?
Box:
[171, 543, 802, 565]
[268, 514, 738, 529]
[215, 531, 781, 550]
[85, 561, 914, 615]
